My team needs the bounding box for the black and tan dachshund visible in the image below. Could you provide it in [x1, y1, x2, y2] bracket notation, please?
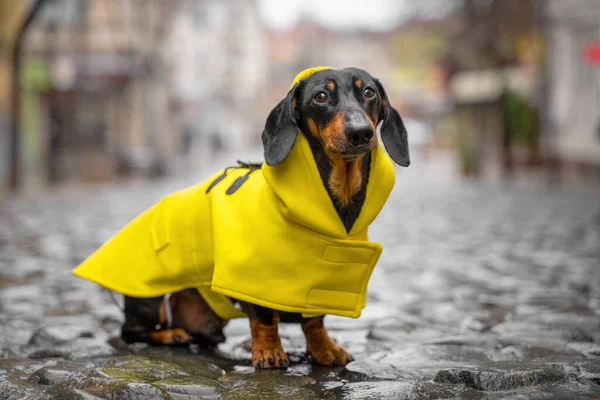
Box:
[120, 67, 409, 369]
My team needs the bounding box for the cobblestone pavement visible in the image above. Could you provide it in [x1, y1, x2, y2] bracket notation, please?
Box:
[1, 151, 599, 399]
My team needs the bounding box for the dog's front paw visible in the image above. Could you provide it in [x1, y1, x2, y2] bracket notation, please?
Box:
[252, 343, 289, 369]
[308, 338, 354, 367]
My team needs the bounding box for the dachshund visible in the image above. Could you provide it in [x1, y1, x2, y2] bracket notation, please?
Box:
[118, 67, 409, 369]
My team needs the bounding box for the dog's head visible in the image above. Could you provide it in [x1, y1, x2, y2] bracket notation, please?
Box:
[262, 67, 410, 167]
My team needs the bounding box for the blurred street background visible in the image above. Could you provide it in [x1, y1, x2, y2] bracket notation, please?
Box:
[1, 1, 600, 399]
[0, 0, 599, 193]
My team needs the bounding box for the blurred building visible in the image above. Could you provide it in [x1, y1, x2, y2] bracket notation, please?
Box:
[3, 0, 267, 190]
[546, 0, 600, 166]
[17, 0, 182, 184]
[165, 0, 268, 150]
[443, 0, 600, 176]
[265, 15, 457, 120]
[443, 0, 549, 176]
[3, 0, 597, 191]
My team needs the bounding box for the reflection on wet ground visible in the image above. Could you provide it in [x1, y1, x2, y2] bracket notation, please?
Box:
[1, 156, 599, 399]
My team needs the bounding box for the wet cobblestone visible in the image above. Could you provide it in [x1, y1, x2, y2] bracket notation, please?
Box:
[1, 155, 599, 399]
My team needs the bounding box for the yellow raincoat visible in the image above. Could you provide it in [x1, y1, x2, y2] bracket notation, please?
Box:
[73, 67, 396, 320]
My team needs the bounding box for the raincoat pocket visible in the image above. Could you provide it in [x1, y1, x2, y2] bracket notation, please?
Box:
[304, 244, 379, 312]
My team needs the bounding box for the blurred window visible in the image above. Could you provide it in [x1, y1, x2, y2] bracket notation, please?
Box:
[38, 0, 89, 26]
[192, 6, 207, 26]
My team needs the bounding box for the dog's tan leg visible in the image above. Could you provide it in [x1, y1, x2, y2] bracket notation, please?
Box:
[301, 316, 353, 366]
[145, 299, 191, 345]
[147, 328, 190, 345]
[250, 312, 289, 369]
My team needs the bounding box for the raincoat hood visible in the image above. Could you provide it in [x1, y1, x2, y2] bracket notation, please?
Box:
[263, 67, 394, 239]
[73, 67, 396, 320]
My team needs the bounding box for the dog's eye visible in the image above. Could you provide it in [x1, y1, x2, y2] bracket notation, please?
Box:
[364, 88, 376, 99]
[314, 92, 328, 104]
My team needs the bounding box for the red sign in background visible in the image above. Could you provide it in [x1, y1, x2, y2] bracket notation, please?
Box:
[583, 38, 600, 66]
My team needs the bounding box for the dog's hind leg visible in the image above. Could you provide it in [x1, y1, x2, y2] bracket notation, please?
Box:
[147, 328, 190, 345]
[121, 295, 163, 343]
[170, 289, 227, 345]
[122, 291, 225, 346]
[121, 295, 191, 345]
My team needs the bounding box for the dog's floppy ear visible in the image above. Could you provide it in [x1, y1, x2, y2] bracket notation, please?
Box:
[262, 84, 300, 166]
[375, 79, 410, 167]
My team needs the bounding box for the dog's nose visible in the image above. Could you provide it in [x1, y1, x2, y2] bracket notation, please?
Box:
[346, 124, 374, 147]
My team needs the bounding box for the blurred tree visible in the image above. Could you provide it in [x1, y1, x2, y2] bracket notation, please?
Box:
[9, 0, 48, 190]
[444, 0, 547, 178]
